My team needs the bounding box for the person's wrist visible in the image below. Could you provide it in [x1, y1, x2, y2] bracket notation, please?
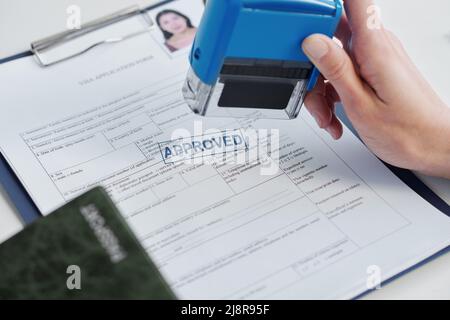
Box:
[418, 106, 450, 178]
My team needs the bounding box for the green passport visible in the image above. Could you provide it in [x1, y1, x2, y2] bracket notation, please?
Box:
[0, 187, 176, 300]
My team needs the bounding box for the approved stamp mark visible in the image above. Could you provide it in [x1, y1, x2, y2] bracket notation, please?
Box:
[158, 129, 248, 164]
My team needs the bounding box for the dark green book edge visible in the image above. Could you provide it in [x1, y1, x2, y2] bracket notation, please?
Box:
[0, 187, 176, 300]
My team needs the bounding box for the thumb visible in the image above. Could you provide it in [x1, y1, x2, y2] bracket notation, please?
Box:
[302, 34, 368, 110]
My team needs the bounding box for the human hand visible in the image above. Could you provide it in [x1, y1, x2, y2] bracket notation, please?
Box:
[302, 0, 450, 178]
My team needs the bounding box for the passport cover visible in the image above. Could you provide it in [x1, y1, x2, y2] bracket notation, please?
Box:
[0, 187, 176, 300]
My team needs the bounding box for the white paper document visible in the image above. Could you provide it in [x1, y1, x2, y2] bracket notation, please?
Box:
[0, 0, 449, 299]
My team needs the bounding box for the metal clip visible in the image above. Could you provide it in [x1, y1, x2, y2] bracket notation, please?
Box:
[31, 6, 155, 67]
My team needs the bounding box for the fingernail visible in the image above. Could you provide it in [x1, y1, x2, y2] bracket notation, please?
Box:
[302, 37, 329, 60]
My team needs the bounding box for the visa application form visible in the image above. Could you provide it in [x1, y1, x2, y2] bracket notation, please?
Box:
[0, 0, 449, 299]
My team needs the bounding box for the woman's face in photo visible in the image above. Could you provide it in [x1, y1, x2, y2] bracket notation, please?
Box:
[159, 13, 188, 35]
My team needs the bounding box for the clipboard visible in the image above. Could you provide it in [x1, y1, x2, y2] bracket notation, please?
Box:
[0, 0, 447, 222]
[0, 0, 448, 219]
[0, 0, 449, 300]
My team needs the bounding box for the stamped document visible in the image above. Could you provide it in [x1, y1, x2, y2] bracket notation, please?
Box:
[0, 0, 449, 299]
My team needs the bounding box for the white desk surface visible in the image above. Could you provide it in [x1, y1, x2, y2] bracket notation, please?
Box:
[0, 0, 449, 299]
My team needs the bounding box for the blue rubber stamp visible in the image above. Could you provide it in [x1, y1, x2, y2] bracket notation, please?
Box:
[183, 0, 342, 119]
